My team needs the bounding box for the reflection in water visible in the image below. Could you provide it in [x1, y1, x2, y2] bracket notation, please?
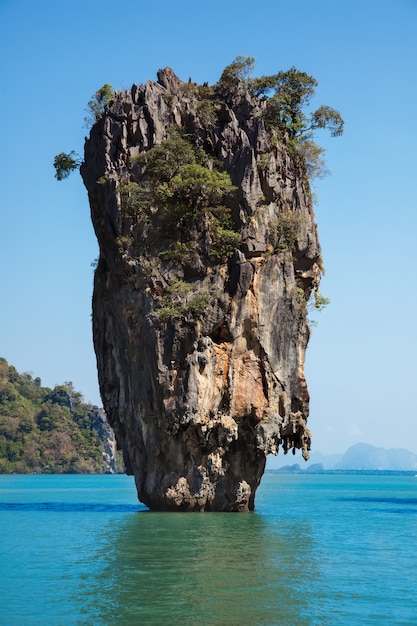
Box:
[80, 510, 320, 625]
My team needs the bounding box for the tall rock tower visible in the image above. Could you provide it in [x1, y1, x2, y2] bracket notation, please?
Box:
[81, 67, 322, 511]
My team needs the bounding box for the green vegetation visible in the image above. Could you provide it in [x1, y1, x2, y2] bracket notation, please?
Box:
[53, 61, 342, 186]
[249, 67, 343, 139]
[180, 82, 218, 125]
[53, 84, 115, 179]
[53, 151, 82, 181]
[159, 241, 198, 265]
[84, 83, 115, 128]
[310, 291, 330, 311]
[295, 286, 330, 317]
[296, 141, 329, 179]
[119, 181, 151, 221]
[187, 290, 211, 319]
[154, 163, 235, 228]
[219, 57, 343, 178]
[156, 278, 211, 322]
[157, 278, 191, 321]
[135, 129, 204, 182]
[307, 290, 330, 327]
[210, 216, 241, 261]
[0, 358, 119, 474]
[129, 129, 239, 257]
[218, 55, 256, 95]
[220, 57, 343, 140]
[268, 211, 301, 253]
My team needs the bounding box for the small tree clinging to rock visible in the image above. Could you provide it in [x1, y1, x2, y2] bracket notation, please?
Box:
[53, 84, 114, 181]
[84, 83, 115, 127]
[219, 58, 343, 179]
[53, 151, 82, 181]
[222, 58, 344, 141]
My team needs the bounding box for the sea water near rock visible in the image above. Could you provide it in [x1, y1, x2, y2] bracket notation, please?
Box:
[1, 474, 417, 624]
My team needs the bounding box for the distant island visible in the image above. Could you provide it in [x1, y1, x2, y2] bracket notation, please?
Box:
[0, 357, 122, 474]
[334, 442, 417, 471]
[268, 442, 417, 472]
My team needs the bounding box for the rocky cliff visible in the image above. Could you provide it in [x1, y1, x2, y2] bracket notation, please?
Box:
[90, 406, 118, 474]
[81, 67, 322, 511]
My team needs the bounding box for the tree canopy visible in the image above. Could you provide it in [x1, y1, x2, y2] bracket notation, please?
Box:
[218, 55, 256, 93]
[84, 83, 114, 127]
[53, 151, 82, 181]
[53, 84, 115, 181]
[220, 57, 344, 142]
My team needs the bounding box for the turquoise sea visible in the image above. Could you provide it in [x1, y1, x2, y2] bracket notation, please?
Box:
[1, 472, 417, 625]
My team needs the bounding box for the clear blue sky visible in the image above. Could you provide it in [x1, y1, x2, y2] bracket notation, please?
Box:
[1, 0, 416, 456]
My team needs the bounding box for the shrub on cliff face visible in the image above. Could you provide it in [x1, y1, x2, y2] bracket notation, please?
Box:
[156, 278, 212, 323]
[160, 241, 198, 265]
[53, 84, 115, 179]
[268, 212, 301, 253]
[210, 217, 242, 262]
[155, 164, 235, 224]
[84, 83, 115, 127]
[119, 182, 152, 221]
[156, 278, 191, 321]
[296, 141, 329, 179]
[135, 129, 206, 183]
[53, 151, 82, 181]
[130, 130, 238, 243]
[218, 55, 256, 95]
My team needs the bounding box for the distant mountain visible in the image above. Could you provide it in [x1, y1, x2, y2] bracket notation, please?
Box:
[267, 443, 417, 471]
[266, 450, 342, 470]
[305, 451, 343, 469]
[334, 443, 417, 471]
[274, 462, 325, 473]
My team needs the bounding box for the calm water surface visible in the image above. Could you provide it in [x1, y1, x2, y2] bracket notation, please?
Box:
[1, 472, 417, 625]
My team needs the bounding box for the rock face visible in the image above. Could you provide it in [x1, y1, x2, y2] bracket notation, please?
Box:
[81, 68, 322, 511]
[90, 406, 118, 474]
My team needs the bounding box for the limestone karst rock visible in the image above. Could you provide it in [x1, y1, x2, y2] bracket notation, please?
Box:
[81, 67, 322, 511]
[90, 406, 118, 474]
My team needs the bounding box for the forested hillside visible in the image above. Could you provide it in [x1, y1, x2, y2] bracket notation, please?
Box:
[0, 357, 121, 473]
